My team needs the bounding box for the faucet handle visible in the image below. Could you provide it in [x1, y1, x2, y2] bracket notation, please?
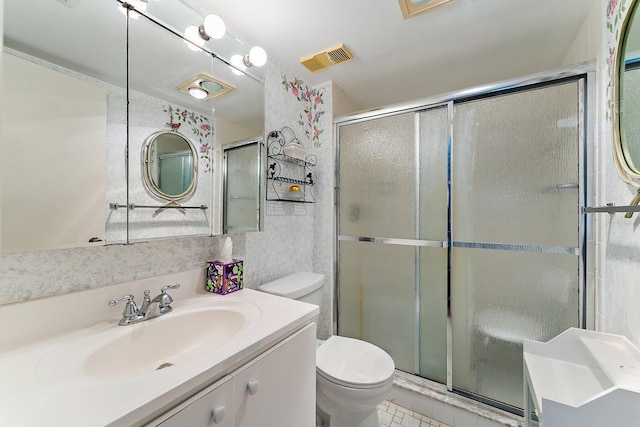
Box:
[161, 284, 180, 293]
[108, 295, 139, 318]
[155, 284, 180, 314]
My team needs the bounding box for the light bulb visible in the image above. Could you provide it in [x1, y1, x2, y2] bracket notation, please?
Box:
[184, 25, 205, 51]
[245, 46, 267, 67]
[188, 86, 208, 99]
[230, 54, 246, 76]
[201, 14, 226, 40]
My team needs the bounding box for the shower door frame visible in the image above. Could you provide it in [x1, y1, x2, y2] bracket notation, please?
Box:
[334, 61, 596, 411]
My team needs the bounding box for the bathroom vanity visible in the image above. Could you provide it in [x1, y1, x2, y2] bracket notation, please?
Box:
[150, 324, 314, 426]
[0, 268, 318, 426]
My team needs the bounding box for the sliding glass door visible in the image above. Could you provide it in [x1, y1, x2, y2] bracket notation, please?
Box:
[336, 75, 585, 411]
[337, 107, 449, 381]
[451, 81, 581, 408]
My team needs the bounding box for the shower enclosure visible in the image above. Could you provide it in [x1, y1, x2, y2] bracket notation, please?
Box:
[335, 67, 592, 412]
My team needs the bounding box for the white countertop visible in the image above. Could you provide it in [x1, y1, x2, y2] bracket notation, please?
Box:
[0, 269, 318, 426]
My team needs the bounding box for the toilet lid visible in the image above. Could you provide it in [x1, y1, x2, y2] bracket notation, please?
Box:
[316, 336, 395, 388]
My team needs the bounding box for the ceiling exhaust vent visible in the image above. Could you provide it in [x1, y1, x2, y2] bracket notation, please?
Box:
[300, 44, 353, 73]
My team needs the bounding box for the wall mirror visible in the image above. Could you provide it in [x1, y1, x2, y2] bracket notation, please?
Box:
[1, 0, 265, 254]
[1, 0, 126, 254]
[142, 131, 198, 201]
[615, 0, 640, 210]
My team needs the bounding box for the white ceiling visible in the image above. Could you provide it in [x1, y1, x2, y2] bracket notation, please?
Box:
[184, 0, 598, 110]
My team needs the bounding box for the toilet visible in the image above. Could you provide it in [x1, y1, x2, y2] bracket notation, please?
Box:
[258, 272, 395, 427]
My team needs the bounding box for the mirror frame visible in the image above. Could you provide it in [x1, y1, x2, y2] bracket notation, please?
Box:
[613, 0, 640, 186]
[141, 130, 199, 202]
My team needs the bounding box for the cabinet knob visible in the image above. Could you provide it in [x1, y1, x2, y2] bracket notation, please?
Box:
[211, 406, 227, 423]
[247, 380, 260, 395]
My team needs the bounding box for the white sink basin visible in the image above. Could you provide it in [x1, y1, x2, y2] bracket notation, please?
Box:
[36, 299, 262, 382]
[86, 305, 254, 378]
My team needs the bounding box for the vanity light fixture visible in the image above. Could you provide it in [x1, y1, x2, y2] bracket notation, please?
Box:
[243, 46, 268, 68]
[229, 47, 268, 76]
[184, 25, 205, 50]
[230, 54, 246, 76]
[199, 13, 226, 40]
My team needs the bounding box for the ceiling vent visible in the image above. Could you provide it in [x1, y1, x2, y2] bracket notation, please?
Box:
[300, 44, 353, 73]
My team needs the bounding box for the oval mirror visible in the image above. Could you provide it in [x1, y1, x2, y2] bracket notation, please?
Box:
[142, 130, 198, 201]
[616, 0, 640, 182]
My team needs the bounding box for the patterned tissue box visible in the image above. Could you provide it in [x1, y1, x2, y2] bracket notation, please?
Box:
[206, 259, 244, 295]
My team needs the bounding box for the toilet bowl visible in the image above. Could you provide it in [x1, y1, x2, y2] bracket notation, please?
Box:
[316, 335, 395, 427]
[258, 273, 396, 427]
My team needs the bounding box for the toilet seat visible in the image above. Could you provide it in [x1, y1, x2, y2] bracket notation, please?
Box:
[316, 336, 395, 389]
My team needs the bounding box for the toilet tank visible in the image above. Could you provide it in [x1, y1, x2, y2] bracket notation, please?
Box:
[258, 272, 324, 306]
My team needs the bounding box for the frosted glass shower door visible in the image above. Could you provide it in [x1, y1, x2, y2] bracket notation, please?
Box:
[451, 80, 582, 410]
[337, 107, 448, 380]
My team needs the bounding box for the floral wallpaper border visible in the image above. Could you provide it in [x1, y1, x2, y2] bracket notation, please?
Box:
[281, 72, 326, 148]
[606, 0, 630, 122]
[163, 105, 214, 173]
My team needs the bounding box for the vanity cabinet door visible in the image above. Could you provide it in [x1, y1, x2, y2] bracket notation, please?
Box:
[233, 323, 316, 427]
[152, 376, 234, 426]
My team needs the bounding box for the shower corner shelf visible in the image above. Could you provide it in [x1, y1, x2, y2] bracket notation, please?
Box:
[266, 127, 317, 204]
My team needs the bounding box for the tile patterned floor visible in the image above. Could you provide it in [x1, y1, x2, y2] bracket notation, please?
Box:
[378, 400, 452, 427]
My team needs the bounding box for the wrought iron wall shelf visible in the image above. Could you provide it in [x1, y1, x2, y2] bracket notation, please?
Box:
[266, 127, 317, 203]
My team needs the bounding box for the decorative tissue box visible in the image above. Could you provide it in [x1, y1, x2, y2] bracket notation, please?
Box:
[283, 140, 306, 161]
[206, 259, 243, 295]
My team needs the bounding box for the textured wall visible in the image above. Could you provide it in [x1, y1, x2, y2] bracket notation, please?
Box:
[245, 64, 334, 339]
[0, 235, 244, 304]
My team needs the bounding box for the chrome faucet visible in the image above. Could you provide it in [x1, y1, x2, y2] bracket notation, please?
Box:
[109, 284, 180, 326]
